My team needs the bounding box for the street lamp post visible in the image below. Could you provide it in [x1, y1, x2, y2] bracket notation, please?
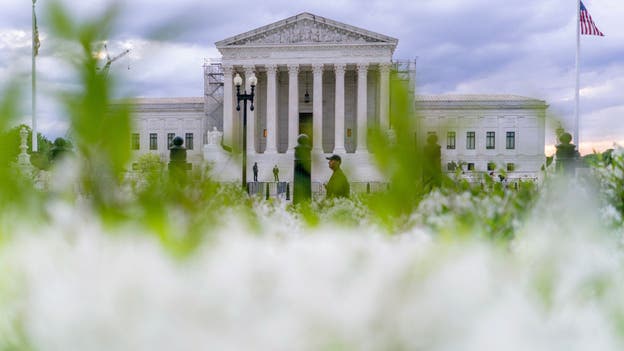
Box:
[234, 72, 257, 191]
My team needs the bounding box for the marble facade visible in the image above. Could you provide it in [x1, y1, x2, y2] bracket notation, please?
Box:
[130, 12, 548, 184]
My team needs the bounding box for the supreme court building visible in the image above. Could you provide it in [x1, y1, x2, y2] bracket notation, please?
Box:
[130, 12, 548, 185]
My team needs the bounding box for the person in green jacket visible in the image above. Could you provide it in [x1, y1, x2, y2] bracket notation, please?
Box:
[324, 154, 350, 198]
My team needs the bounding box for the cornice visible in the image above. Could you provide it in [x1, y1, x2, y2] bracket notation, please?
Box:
[216, 12, 398, 51]
[120, 97, 205, 113]
[415, 95, 548, 110]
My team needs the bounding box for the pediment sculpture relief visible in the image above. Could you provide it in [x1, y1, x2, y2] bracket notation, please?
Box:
[230, 19, 385, 46]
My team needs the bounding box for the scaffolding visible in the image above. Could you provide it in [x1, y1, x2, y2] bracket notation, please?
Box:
[388, 58, 418, 145]
[392, 58, 417, 94]
[203, 59, 224, 142]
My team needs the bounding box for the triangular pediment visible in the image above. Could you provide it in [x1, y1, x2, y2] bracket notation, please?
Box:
[216, 12, 398, 47]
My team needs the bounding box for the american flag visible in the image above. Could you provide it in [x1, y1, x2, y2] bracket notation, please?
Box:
[580, 1, 604, 36]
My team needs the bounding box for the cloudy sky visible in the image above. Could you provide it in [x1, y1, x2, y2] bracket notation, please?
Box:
[1, 0, 622, 154]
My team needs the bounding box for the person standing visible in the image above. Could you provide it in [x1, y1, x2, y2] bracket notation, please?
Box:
[252, 162, 258, 182]
[324, 154, 350, 198]
[272, 164, 279, 182]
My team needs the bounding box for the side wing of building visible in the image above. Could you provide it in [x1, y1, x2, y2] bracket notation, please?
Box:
[129, 97, 207, 164]
[415, 94, 548, 179]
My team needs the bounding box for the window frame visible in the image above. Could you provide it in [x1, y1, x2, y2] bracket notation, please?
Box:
[185, 133, 194, 150]
[131, 133, 140, 150]
[506, 131, 515, 150]
[167, 133, 175, 150]
[149, 133, 158, 150]
[446, 131, 456, 150]
[486, 131, 496, 149]
[466, 131, 476, 150]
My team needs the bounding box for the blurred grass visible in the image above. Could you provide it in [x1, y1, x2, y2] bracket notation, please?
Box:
[365, 72, 428, 230]
[0, 82, 48, 230]
[2, 0, 615, 253]
[38, 1, 262, 256]
[0, 4, 623, 348]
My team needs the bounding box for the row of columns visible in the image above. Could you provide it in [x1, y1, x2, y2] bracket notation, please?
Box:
[222, 63, 392, 154]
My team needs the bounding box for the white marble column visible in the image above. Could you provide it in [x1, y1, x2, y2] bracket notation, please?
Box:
[244, 65, 256, 153]
[312, 63, 324, 152]
[265, 64, 278, 153]
[222, 64, 234, 147]
[379, 63, 391, 130]
[287, 64, 299, 152]
[334, 63, 346, 154]
[356, 63, 368, 153]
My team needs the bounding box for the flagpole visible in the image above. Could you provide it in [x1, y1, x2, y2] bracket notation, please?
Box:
[31, 0, 38, 153]
[574, 0, 581, 151]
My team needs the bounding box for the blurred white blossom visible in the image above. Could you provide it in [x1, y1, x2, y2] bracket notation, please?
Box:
[1, 176, 624, 350]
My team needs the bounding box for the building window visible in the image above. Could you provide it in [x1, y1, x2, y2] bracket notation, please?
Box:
[185, 133, 194, 150]
[447, 162, 457, 171]
[486, 131, 495, 149]
[506, 132, 515, 149]
[487, 162, 496, 171]
[507, 163, 515, 171]
[467, 162, 475, 171]
[446, 131, 456, 149]
[466, 131, 475, 150]
[131, 133, 140, 150]
[149, 133, 158, 150]
[167, 133, 175, 150]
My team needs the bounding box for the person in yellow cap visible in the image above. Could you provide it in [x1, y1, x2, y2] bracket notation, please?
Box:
[324, 154, 350, 198]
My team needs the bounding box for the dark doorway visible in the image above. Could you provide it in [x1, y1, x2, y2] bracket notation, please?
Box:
[299, 113, 313, 145]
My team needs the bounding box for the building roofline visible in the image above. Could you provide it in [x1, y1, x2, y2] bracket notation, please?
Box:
[215, 12, 398, 48]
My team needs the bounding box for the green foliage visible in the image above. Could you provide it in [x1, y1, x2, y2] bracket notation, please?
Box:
[0, 124, 53, 170]
[590, 148, 624, 225]
[1, 0, 616, 253]
[408, 176, 540, 242]
[135, 153, 163, 173]
[291, 196, 372, 229]
[0, 265, 34, 351]
[45, 1, 131, 218]
[0, 83, 45, 216]
[365, 74, 428, 230]
[1, 1, 260, 257]
[2, 4, 624, 348]
[0, 84, 22, 171]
